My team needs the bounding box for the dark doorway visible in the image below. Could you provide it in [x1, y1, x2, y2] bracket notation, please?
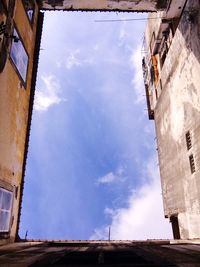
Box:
[170, 215, 180, 239]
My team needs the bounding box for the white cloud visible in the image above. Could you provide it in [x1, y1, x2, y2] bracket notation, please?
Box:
[65, 48, 94, 69]
[65, 49, 81, 69]
[56, 60, 62, 68]
[97, 172, 116, 184]
[97, 166, 125, 185]
[130, 45, 145, 103]
[119, 26, 128, 41]
[93, 44, 100, 51]
[91, 157, 172, 240]
[34, 75, 66, 111]
[104, 207, 115, 217]
[116, 165, 124, 176]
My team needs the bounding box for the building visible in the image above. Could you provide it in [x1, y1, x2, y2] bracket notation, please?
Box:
[37, 0, 176, 12]
[142, 0, 200, 239]
[1, 239, 200, 266]
[0, 0, 44, 244]
[0, 0, 197, 253]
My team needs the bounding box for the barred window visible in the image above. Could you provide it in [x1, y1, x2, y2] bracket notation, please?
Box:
[185, 131, 192, 150]
[189, 154, 195, 174]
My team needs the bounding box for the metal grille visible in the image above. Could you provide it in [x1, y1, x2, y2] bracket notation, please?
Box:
[186, 131, 192, 150]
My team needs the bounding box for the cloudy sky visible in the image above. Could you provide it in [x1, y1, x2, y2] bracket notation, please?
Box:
[19, 11, 172, 240]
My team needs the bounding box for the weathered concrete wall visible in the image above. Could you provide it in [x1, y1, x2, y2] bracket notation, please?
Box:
[151, 0, 200, 239]
[39, 0, 169, 12]
[0, 0, 39, 243]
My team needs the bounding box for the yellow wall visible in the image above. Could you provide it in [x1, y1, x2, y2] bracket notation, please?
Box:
[0, 0, 39, 243]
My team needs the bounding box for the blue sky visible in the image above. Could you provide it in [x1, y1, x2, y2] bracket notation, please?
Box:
[19, 11, 172, 240]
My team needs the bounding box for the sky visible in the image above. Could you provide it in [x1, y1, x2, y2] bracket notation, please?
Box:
[19, 11, 172, 240]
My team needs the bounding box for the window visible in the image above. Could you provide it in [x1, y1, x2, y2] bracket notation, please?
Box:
[189, 154, 195, 174]
[0, 187, 13, 232]
[10, 27, 28, 85]
[22, 0, 35, 23]
[150, 65, 155, 84]
[186, 131, 192, 150]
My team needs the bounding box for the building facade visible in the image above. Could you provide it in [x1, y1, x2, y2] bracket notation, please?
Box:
[0, 0, 197, 246]
[0, 0, 43, 244]
[38, 0, 175, 12]
[143, 0, 200, 239]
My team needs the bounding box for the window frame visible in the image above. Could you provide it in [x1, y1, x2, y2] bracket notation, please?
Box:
[0, 181, 14, 238]
[9, 23, 29, 88]
[21, 0, 35, 26]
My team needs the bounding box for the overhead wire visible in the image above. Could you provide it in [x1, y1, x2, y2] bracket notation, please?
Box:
[94, 17, 164, 23]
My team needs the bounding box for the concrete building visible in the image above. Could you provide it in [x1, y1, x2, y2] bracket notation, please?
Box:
[38, 0, 180, 13]
[142, 0, 200, 239]
[0, 0, 199, 257]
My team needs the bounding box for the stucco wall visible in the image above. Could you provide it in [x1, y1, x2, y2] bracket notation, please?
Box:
[0, 0, 39, 243]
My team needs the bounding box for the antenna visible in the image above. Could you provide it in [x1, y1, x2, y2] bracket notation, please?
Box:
[108, 226, 111, 241]
[25, 230, 28, 240]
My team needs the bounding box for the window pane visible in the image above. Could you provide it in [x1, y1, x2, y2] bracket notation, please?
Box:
[0, 190, 2, 209]
[0, 188, 12, 232]
[10, 28, 28, 83]
[0, 210, 10, 232]
[1, 190, 12, 210]
[27, 10, 34, 21]
[22, 0, 35, 22]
